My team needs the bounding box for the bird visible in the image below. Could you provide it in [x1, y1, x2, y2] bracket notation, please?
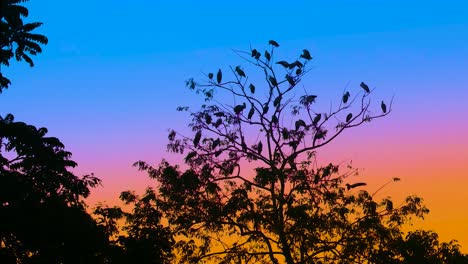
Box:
[346, 182, 367, 190]
[360, 82, 370, 93]
[234, 103, 246, 115]
[381, 101, 387, 113]
[342, 91, 350, 104]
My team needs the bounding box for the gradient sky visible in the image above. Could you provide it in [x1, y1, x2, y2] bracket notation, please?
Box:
[1, 0, 467, 248]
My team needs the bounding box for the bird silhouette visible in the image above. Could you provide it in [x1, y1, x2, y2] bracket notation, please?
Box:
[360, 82, 370, 93]
[346, 182, 367, 190]
[381, 101, 387, 113]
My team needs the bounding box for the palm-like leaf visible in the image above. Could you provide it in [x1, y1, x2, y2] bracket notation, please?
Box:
[0, 0, 47, 91]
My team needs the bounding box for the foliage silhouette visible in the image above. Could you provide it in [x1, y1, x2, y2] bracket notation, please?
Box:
[0, 0, 48, 91]
[93, 188, 175, 264]
[397, 230, 468, 263]
[129, 41, 468, 263]
[0, 3, 110, 261]
[0, 114, 110, 263]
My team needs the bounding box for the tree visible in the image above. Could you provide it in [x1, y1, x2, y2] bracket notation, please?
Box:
[398, 230, 468, 264]
[127, 40, 465, 263]
[0, 114, 110, 263]
[93, 188, 175, 264]
[0, 0, 48, 91]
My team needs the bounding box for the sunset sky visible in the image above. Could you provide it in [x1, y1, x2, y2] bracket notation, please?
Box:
[1, 0, 467, 248]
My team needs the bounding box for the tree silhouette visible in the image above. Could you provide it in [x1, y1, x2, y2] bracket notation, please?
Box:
[1, 1, 466, 261]
[94, 188, 175, 264]
[0, 114, 110, 263]
[0, 2, 114, 262]
[131, 41, 467, 263]
[390, 230, 468, 264]
[0, 0, 48, 91]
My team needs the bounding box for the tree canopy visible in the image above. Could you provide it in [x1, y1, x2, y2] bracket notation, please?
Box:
[129, 41, 468, 263]
[0, 0, 48, 91]
[0, 114, 109, 263]
[0, 2, 109, 262]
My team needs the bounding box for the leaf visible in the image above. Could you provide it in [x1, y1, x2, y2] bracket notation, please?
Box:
[281, 128, 290, 140]
[214, 118, 222, 127]
[193, 130, 202, 147]
[360, 82, 370, 93]
[386, 200, 393, 211]
[342, 91, 350, 104]
[212, 138, 220, 149]
[289, 141, 298, 150]
[296, 68, 302, 75]
[257, 141, 263, 154]
[313, 114, 321, 125]
[208, 73, 213, 79]
[168, 130, 176, 140]
[381, 101, 387, 113]
[185, 151, 197, 162]
[204, 114, 212, 124]
[346, 182, 367, 190]
[247, 106, 255, 120]
[217, 69, 222, 84]
[264, 51, 271, 61]
[186, 78, 196, 89]
[269, 76, 277, 86]
[346, 113, 353, 123]
[269, 40, 279, 47]
[300, 49, 312, 60]
[214, 112, 225, 117]
[241, 136, 247, 151]
[235, 66, 246, 77]
[299, 95, 317, 106]
[276, 61, 290, 68]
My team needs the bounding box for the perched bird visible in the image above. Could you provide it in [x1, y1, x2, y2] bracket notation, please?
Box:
[360, 82, 370, 93]
[234, 103, 246, 115]
[300, 49, 312, 60]
[249, 84, 255, 94]
[193, 131, 202, 147]
[342, 91, 350, 104]
[235, 66, 246, 77]
[247, 106, 255, 120]
[381, 101, 387, 113]
[313, 114, 321, 125]
[269, 40, 280, 47]
[217, 69, 222, 84]
[257, 141, 263, 154]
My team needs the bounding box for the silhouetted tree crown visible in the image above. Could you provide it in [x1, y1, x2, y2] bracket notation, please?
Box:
[127, 40, 467, 263]
[0, 0, 48, 91]
[0, 114, 111, 263]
